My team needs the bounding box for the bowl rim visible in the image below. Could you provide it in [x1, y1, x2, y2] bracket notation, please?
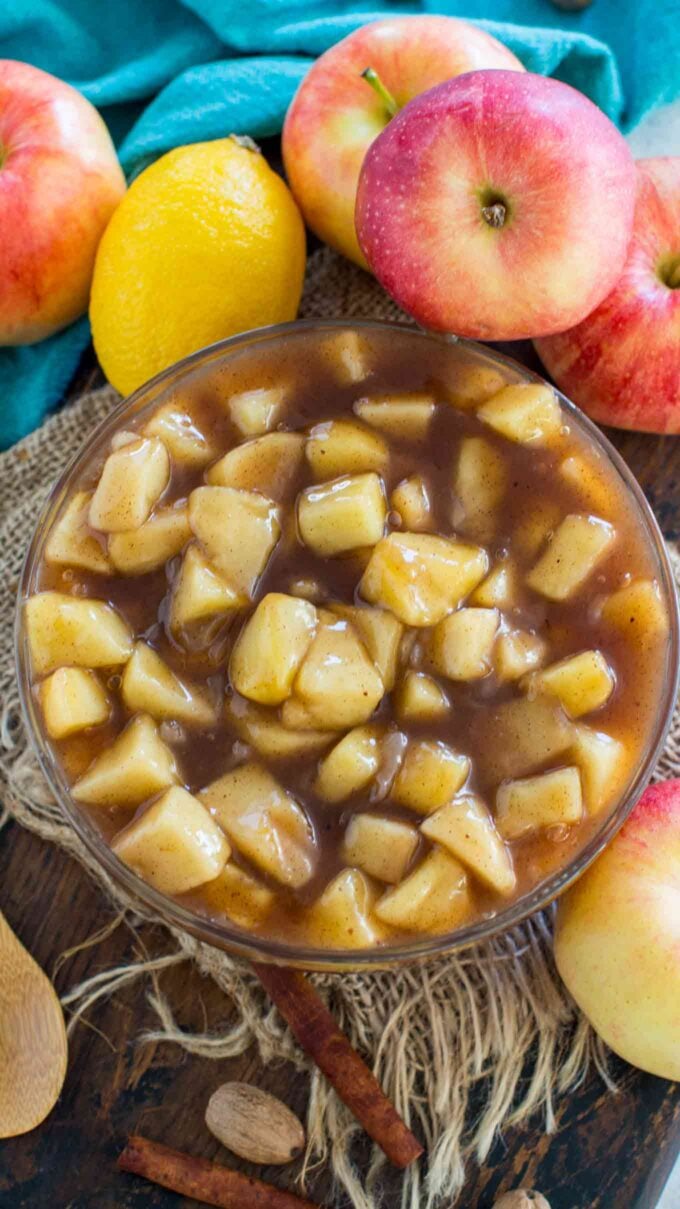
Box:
[15, 317, 680, 972]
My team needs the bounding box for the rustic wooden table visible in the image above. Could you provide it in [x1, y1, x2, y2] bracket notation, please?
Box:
[1, 351, 679, 1209]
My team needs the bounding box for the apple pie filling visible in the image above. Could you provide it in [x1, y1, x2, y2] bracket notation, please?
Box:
[23, 326, 670, 949]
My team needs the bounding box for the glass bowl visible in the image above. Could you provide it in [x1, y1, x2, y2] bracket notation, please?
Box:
[15, 320, 680, 972]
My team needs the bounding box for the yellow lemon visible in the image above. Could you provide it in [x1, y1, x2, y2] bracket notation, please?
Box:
[90, 137, 306, 396]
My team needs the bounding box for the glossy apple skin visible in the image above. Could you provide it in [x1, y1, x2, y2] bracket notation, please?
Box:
[535, 158, 680, 434]
[0, 59, 126, 345]
[554, 779, 680, 1080]
[282, 16, 523, 268]
[356, 70, 636, 341]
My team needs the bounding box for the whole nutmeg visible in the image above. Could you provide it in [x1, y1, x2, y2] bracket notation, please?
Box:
[205, 1081, 305, 1166]
[493, 1192, 551, 1209]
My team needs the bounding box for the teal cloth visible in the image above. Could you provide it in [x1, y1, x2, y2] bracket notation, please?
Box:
[1, 0, 677, 448]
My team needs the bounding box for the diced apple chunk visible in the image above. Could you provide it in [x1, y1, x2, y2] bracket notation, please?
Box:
[89, 436, 170, 532]
[354, 392, 436, 441]
[230, 593, 317, 705]
[228, 386, 285, 436]
[315, 725, 382, 802]
[225, 695, 334, 758]
[122, 642, 216, 726]
[495, 630, 547, 682]
[375, 848, 471, 934]
[394, 671, 450, 723]
[307, 869, 385, 949]
[522, 650, 615, 718]
[600, 579, 669, 643]
[189, 486, 281, 598]
[570, 725, 629, 814]
[144, 401, 214, 467]
[324, 329, 371, 384]
[112, 786, 229, 894]
[170, 544, 244, 632]
[496, 767, 583, 839]
[471, 695, 572, 781]
[200, 861, 275, 928]
[280, 697, 342, 733]
[343, 815, 418, 884]
[470, 561, 518, 609]
[390, 475, 432, 531]
[306, 419, 388, 480]
[108, 506, 190, 575]
[452, 436, 506, 540]
[329, 604, 403, 690]
[45, 491, 112, 575]
[526, 514, 615, 601]
[286, 615, 384, 730]
[430, 608, 499, 681]
[73, 714, 178, 807]
[207, 433, 304, 498]
[392, 740, 470, 815]
[25, 592, 133, 676]
[360, 533, 488, 627]
[559, 453, 613, 516]
[447, 363, 508, 410]
[200, 763, 314, 888]
[297, 473, 386, 557]
[421, 795, 516, 895]
[477, 383, 562, 445]
[40, 668, 109, 739]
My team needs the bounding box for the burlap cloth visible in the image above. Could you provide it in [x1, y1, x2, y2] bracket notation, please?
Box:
[1, 248, 679, 1209]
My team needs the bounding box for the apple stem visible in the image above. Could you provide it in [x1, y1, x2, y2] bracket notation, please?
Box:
[668, 259, 680, 289]
[361, 68, 399, 118]
[482, 203, 507, 229]
[229, 133, 261, 155]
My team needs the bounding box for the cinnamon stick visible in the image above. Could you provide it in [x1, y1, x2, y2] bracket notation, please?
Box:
[253, 965, 423, 1169]
[118, 1134, 321, 1209]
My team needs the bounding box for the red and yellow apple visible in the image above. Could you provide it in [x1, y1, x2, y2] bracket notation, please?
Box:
[535, 157, 680, 434]
[282, 16, 523, 268]
[554, 779, 680, 1080]
[355, 70, 637, 341]
[0, 59, 125, 345]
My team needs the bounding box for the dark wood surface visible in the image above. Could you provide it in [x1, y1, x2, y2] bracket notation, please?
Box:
[1, 354, 679, 1209]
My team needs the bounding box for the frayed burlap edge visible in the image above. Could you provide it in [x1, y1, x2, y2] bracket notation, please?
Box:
[1, 248, 678, 1209]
